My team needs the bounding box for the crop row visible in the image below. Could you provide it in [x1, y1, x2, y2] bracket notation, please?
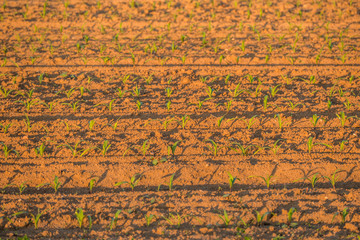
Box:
[0, 0, 357, 68]
[0, 167, 352, 196]
[1, 133, 359, 160]
[1, 111, 359, 133]
[0, 205, 352, 233]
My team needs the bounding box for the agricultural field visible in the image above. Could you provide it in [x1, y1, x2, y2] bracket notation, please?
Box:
[0, 0, 359, 239]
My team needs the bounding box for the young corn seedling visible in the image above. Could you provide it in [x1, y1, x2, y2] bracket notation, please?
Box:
[295, 173, 322, 189]
[196, 100, 206, 110]
[205, 139, 224, 156]
[324, 169, 341, 191]
[269, 85, 281, 98]
[307, 137, 332, 154]
[343, 98, 352, 110]
[30, 209, 45, 229]
[116, 88, 127, 98]
[75, 208, 85, 228]
[286, 207, 297, 227]
[0, 211, 28, 229]
[18, 88, 34, 99]
[165, 87, 173, 97]
[177, 115, 190, 129]
[246, 74, 256, 83]
[57, 141, 93, 158]
[224, 100, 233, 111]
[339, 140, 347, 152]
[219, 55, 225, 65]
[144, 74, 153, 84]
[1, 143, 19, 160]
[337, 87, 346, 97]
[52, 176, 62, 194]
[340, 54, 347, 64]
[216, 115, 225, 128]
[311, 114, 321, 127]
[161, 117, 174, 130]
[227, 172, 238, 191]
[87, 215, 93, 231]
[265, 54, 270, 64]
[163, 213, 188, 228]
[253, 82, 262, 97]
[228, 83, 244, 98]
[145, 214, 156, 226]
[249, 175, 274, 189]
[98, 140, 111, 156]
[281, 75, 295, 85]
[288, 56, 296, 65]
[94, 99, 116, 112]
[243, 115, 257, 129]
[115, 173, 142, 191]
[109, 118, 121, 132]
[41, 101, 57, 112]
[274, 114, 286, 130]
[336, 111, 356, 127]
[166, 101, 171, 111]
[333, 208, 349, 225]
[17, 181, 28, 195]
[271, 139, 283, 155]
[17, 99, 39, 112]
[180, 55, 186, 65]
[1, 58, 7, 67]
[224, 74, 231, 84]
[254, 211, 271, 226]
[206, 86, 216, 99]
[239, 40, 246, 52]
[304, 75, 316, 85]
[132, 85, 141, 97]
[0, 86, 13, 98]
[34, 142, 46, 157]
[88, 120, 95, 131]
[0, 123, 12, 133]
[121, 74, 131, 84]
[199, 75, 210, 83]
[167, 173, 176, 191]
[168, 141, 181, 156]
[229, 142, 257, 156]
[136, 100, 142, 110]
[219, 210, 232, 226]
[109, 210, 122, 230]
[89, 178, 97, 193]
[327, 99, 332, 110]
[62, 101, 81, 112]
[64, 88, 76, 98]
[340, 208, 349, 224]
[263, 95, 269, 111]
[140, 140, 150, 156]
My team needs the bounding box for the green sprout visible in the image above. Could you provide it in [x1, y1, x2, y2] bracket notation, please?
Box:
[115, 173, 142, 191]
[219, 210, 232, 226]
[227, 172, 238, 191]
[75, 208, 85, 228]
[249, 175, 274, 189]
[109, 210, 122, 230]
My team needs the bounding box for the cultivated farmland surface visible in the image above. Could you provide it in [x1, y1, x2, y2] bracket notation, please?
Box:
[0, 0, 360, 239]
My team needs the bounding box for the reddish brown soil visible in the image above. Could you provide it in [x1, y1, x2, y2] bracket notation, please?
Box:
[0, 0, 360, 239]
